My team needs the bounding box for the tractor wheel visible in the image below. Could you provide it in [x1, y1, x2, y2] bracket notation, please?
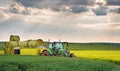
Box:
[41, 50, 50, 56]
[70, 53, 76, 57]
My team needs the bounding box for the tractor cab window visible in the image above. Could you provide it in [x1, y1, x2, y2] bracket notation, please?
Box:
[59, 43, 63, 49]
[49, 43, 53, 49]
[54, 42, 63, 49]
[52, 42, 63, 49]
[55, 43, 60, 49]
[49, 42, 64, 49]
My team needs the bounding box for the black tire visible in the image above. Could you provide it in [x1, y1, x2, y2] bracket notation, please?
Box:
[41, 50, 50, 56]
[70, 53, 76, 57]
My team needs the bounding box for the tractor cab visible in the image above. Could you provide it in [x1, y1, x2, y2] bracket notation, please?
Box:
[48, 42, 64, 50]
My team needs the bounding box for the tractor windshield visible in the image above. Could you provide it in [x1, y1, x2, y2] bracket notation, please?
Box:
[55, 42, 63, 49]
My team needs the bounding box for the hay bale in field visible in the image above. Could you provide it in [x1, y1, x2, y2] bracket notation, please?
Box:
[5, 41, 19, 54]
[7, 41, 19, 47]
[5, 42, 10, 54]
[10, 35, 20, 41]
[5, 42, 9, 48]
[4, 47, 11, 54]
[18, 40, 31, 48]
[28, 39, 44, 48]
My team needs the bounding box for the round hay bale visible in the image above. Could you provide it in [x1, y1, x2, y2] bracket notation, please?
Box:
[5, 42, 9, 54]
[28, 39, 44, 48]
[10, 35, 20, 41]
[4, 47, 9, 54]
[18, 40, 31, 48]
[8, 41, 19, 47]
[6, 41, 19, 54]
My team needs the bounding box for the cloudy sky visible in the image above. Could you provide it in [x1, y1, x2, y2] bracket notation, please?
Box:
[0, 0, 120, 42]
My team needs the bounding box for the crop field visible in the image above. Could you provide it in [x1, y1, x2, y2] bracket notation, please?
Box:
[0, 42, 120, 71]
[68, 43, 120, 50]
[0, 50, 4, 54]
[71, 50, 120, 62]
[0, 55, 120, 71]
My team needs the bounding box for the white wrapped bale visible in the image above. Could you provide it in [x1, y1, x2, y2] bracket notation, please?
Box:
[10, 35, 20, 41]
[28, 39, 44, 48]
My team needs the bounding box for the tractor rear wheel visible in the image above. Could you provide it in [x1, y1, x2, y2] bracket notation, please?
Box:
[41, 50, 50, 56]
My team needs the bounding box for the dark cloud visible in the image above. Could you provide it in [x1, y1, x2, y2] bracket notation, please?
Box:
[71, 6, 88, 13]
[118, 8, 120, 13]
[109, 8, 118, 13]
[9, 3, 30, 15]
[110, 7, 120, 14]
[16, 0, 91, 12]
[92, 6, 108, 15]
[9, 4, 20, 13]
[16, 0, 120, 8]
[16, 0, 90, 7]
[0, 3, 31, 15]
[107, 0, 120, 5]
[15, 0, 120, 15]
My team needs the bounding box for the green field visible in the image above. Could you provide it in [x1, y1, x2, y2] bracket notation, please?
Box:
[0, 42, 5, 50]
[69, 43, 120, 50]
[0, 42, 120, 71]
[0, 55, 120, 71]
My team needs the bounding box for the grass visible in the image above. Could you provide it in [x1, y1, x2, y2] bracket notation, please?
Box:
[68, 43, 120, 50]
[0, 42, 5, 50]
[0, 55, 120, 71]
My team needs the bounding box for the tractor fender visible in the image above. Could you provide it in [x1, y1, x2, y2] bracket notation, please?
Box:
[46, 48, 53, 55]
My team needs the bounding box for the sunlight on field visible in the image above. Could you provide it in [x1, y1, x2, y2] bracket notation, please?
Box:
[0, 50, 4, 54]
[71, 50, 120, 61]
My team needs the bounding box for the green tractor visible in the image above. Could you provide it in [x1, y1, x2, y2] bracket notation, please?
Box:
[41, 42, 75, 57]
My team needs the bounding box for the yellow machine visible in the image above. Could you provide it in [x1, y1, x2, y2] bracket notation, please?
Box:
[20, 48, 46, 55]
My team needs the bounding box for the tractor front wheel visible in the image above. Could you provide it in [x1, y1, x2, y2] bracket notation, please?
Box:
[70, 53, 76, 57]
[41, 50, 50, 56]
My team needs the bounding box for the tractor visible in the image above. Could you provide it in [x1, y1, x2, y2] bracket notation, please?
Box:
[41, 42, 75, 57]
